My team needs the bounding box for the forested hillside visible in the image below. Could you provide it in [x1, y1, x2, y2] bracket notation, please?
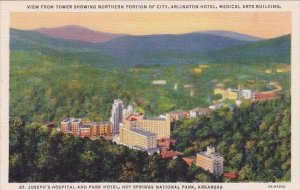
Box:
[172, 97, 291, 181]
[9, 98, 290, 182]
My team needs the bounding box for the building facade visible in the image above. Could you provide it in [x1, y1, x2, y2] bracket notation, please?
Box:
[119, 124, 157, 150]
[138, 114, 171, 139]
[110, 99, 124, 135]
[90, 122, 112, 136]
[123, 113, 171, 139]
[80, 124, 92, 137]
[61, 118, 112, 138]
[196, 146, 224, 176]
[123, 104, 135, 119]
[61, 118, 82, 136]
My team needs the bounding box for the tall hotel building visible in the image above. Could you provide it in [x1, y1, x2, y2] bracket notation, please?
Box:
[110, 99, 124, 135]
[60, 118, 82, 136]
[119, 124, 157, 151]
[196, 146, 224, 176]
[122, 113, 171, 139]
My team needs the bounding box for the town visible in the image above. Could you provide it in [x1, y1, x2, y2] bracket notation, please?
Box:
[58, 82, 281, 177]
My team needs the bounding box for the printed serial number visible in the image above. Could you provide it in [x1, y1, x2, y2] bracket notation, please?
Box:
[268, 184, 286, 189]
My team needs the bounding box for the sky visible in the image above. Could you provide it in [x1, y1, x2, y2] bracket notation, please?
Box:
[11, 12, 291, 38]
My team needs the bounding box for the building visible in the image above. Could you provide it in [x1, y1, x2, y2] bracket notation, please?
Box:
[123, 113, 171, 139]
[214, 86, 253, 100]
[61, 118, 112, 138]
[90, 122, 112, 136]
[239, 89, 253, 99]
[110, 99, 124, 135]
[227, 88, 239, 100]
[160, 150, 182, 159]
[224, 172, 237, 180]
[157, 138, 176, 150]
[60, 118, 82, 136]
[123, 104, 135, 119]
[168, 110, 189, 121]
[252, 92, 279, 100]
[189, 107, 211, 118]
[138, 114, 171, 139]
[196, 146, 224, 176]
[80, 124, 92, 137]
[119, 124, 158, 151]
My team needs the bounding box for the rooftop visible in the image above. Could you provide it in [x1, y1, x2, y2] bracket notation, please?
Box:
[62, 118, 82, 123]
[182, 157, 194, 166]
[197, 151, 223, 159]
[92, 121, 111, 125]
[144, 117, 166, 121]
[130, 128, 156, 137]
[161, 150, 182, 159]
[80, 124, 91, 129]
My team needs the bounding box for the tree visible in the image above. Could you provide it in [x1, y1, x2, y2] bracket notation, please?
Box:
[119, 162, 140, 182]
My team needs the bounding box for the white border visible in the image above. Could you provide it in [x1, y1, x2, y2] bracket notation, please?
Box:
[0, 1, 300, 190]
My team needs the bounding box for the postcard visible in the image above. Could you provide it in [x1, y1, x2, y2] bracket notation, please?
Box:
[0, 1, 300, 190]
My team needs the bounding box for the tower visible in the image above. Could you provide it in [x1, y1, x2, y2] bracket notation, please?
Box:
[110, 99, 124, 135]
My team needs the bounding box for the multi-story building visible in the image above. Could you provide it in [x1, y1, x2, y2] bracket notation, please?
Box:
[110, 99, 124, 135]
[61, 118, 112, 138]
[123, 113, 171, 139]
[214, 86, 254, 101]
[196, 146, 224, 176]
[138, 114, 171, 139]
[60, 118, 82, 136]
[90, 122, 112, 136]
[80, 124, 92, 137]
[71, 119, 81, 136]
[119, 124, 158, 151]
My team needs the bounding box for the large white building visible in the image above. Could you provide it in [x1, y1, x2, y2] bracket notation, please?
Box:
[196, 146, 224, 176]
[110, 99, 124, 135]
[123, 104, 135, 119]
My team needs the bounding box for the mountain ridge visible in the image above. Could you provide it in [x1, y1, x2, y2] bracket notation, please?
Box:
[26, 25, 264, 43]
[35, 25, 123, 43]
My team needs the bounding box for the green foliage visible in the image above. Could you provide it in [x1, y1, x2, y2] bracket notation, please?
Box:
[172, 98, 291, 182]
[9, 119, 210, 182]
[9, 31, 291, 182]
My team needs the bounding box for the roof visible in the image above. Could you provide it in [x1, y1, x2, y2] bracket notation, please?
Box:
[80, 124, 91, 129]
[160, 151, 182, 159]
[130, 128, 156, 137]
[92, 121, 111, 125]
[157, 138, 176, 144]
[144, 117, 166, 121]
[182, 157, 194, 166]
[224, 172, 237, 179]
[197, 151, 223, 159]
[62, 118, 82, 123]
